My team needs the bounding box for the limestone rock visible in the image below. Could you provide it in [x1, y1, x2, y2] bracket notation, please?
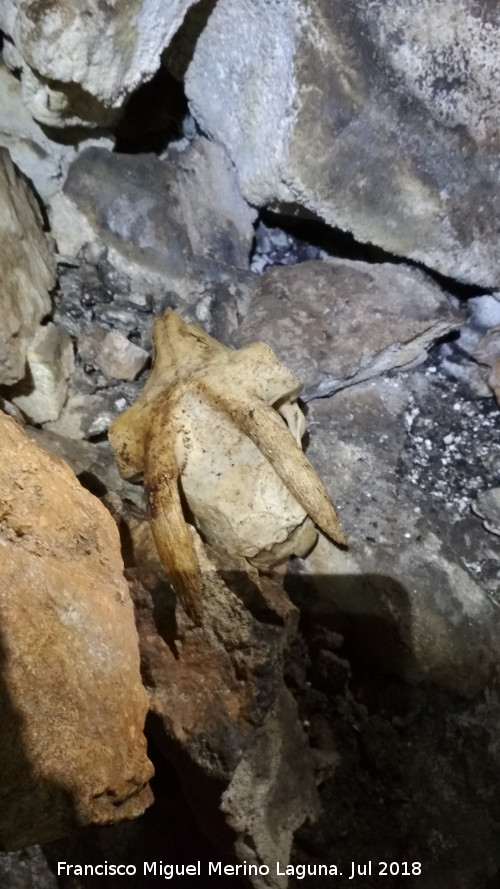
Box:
[489, 358, 500, 405]
[97, 330, 149, 381]
[0, 413, 153, 849]
[0, 62, 71, 203]
[186, 0, 500, 287]
[0, 62, 114, 206]
[129, 522, 319, 886]
[472, 325, 500, 403]
[10, 323, 74, 423]
[474, 326, 500, 370]
[472, 489, 500, 537]
[45, 390, 127, 440]
[50, 139, 255, 300]
[294, 375, 500, 696]
[26, 426, 146, 511]
[233, 259, 461, 398]
[0, 149, 56, 386]
[0, 0, 199, 128]
[0, 846, 58, 889]
[440, 294, 500, 396]
[171, 137, 257, 270]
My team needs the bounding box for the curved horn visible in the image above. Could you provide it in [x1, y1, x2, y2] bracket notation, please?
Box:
[194, 380, 347, 547]
[145, 393, 203, 624]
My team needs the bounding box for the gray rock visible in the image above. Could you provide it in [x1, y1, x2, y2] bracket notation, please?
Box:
[0, 149, 56, 386]
[233, 259, 461, 398]
[0, 846, 58, 889]
[44, 389, 134, 440]
[97, 330, 149, 381]
[50, 140, 256, 303]
[0, 62, 114, 206]
[11, 323, 74, 424]
[439, 294, 500, 396]
[186, 0, 500, 286]
[472, 488, 500, 537]
[0, 0, 199, 128]
[295, 372, 500, 695]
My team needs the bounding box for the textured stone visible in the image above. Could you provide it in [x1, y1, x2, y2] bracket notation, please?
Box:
[0, 62, 113, 206]
[0, 0, 198, 128]
[11, 323, 74, 423]
[233, 259, 461, 398]
[473, 325, 500, 402]
[489, 358, 500, 405]
[50, 139, 255, 301]
[0, 413, 153, 849]
[97, 330, 149, 381]
[129, 521, 318, 886]
[472, 488, 500, 537]
[440, 294, 500, 395]
[0, 149, 56, 386]
[186, 0, 500, 286]
[295, 376, 500, 695]
[0, 62, 71, 203]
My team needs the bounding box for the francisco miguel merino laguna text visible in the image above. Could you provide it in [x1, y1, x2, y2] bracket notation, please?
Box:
[56, 860, 344, 879]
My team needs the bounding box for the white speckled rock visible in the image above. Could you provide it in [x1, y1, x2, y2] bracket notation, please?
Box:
[0, 0, 199, 128]
[186, 0, 500, 286]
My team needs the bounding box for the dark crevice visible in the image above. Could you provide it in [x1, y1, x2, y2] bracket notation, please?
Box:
[253, 207, 492, 300]
[161, 0, 218, 83]
[114, 68, 188, 155]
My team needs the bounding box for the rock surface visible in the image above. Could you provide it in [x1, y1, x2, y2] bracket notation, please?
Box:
[0, 412, 153, 849]
[0, 0, 198, 128]
[0, 149, 56, 386]
[50, 139, 256, 298]
[10, 322, 74, 423]
[233, 259, 462, 398]
[294, 371, 500, 695]
[473, 488, 500, 537]
[0, 62, 73, 204]
[186, 0, 500, 286]
[129, 521, 319, 887]
[96, 329, 149, 381]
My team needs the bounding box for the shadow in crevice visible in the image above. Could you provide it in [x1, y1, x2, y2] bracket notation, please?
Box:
[114, 68, 188, 155]
[285, 569, 495, 693]
[161, 0, 218, 84]
[256, 207, 491, 300]
[0, 625, 78, 853]
[285, 570, 419, 684]
[44, 732, 238, 889]
[114, 0, 217, 156]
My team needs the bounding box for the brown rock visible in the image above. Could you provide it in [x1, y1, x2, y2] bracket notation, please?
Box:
[0, 413, 153, 849]
[129, 520, 318, 886]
